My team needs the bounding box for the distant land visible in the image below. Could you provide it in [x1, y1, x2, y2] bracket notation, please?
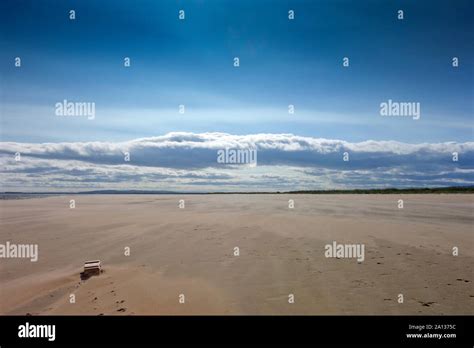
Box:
[1, 186, 473, 199]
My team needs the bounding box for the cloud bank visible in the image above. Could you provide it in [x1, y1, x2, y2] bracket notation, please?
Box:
[1, 132, 473, 191]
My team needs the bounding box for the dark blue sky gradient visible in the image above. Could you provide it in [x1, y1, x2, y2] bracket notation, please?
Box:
[1, 0, 473, 142]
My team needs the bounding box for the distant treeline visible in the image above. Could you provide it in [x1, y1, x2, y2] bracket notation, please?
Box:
[284, 186, 474, 194]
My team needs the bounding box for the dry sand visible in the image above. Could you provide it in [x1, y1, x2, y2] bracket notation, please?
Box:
[0, 194, 473, 315]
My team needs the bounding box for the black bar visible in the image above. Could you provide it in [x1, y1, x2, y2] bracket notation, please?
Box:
[0, 315, 472, 346]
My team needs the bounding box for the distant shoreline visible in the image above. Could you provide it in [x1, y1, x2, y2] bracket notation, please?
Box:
[1, 186, 473, 198]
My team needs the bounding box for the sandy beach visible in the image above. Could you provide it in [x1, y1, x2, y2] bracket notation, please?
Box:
[0, 194, 472, 315]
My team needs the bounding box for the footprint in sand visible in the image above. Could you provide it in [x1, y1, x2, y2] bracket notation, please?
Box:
[418, 301, 436, 307]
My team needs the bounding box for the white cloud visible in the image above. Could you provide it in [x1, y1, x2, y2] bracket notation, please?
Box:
[1, 132, 473, 191]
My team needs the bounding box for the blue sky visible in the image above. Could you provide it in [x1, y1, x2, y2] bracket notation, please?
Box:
[0, 0, 473, 191]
